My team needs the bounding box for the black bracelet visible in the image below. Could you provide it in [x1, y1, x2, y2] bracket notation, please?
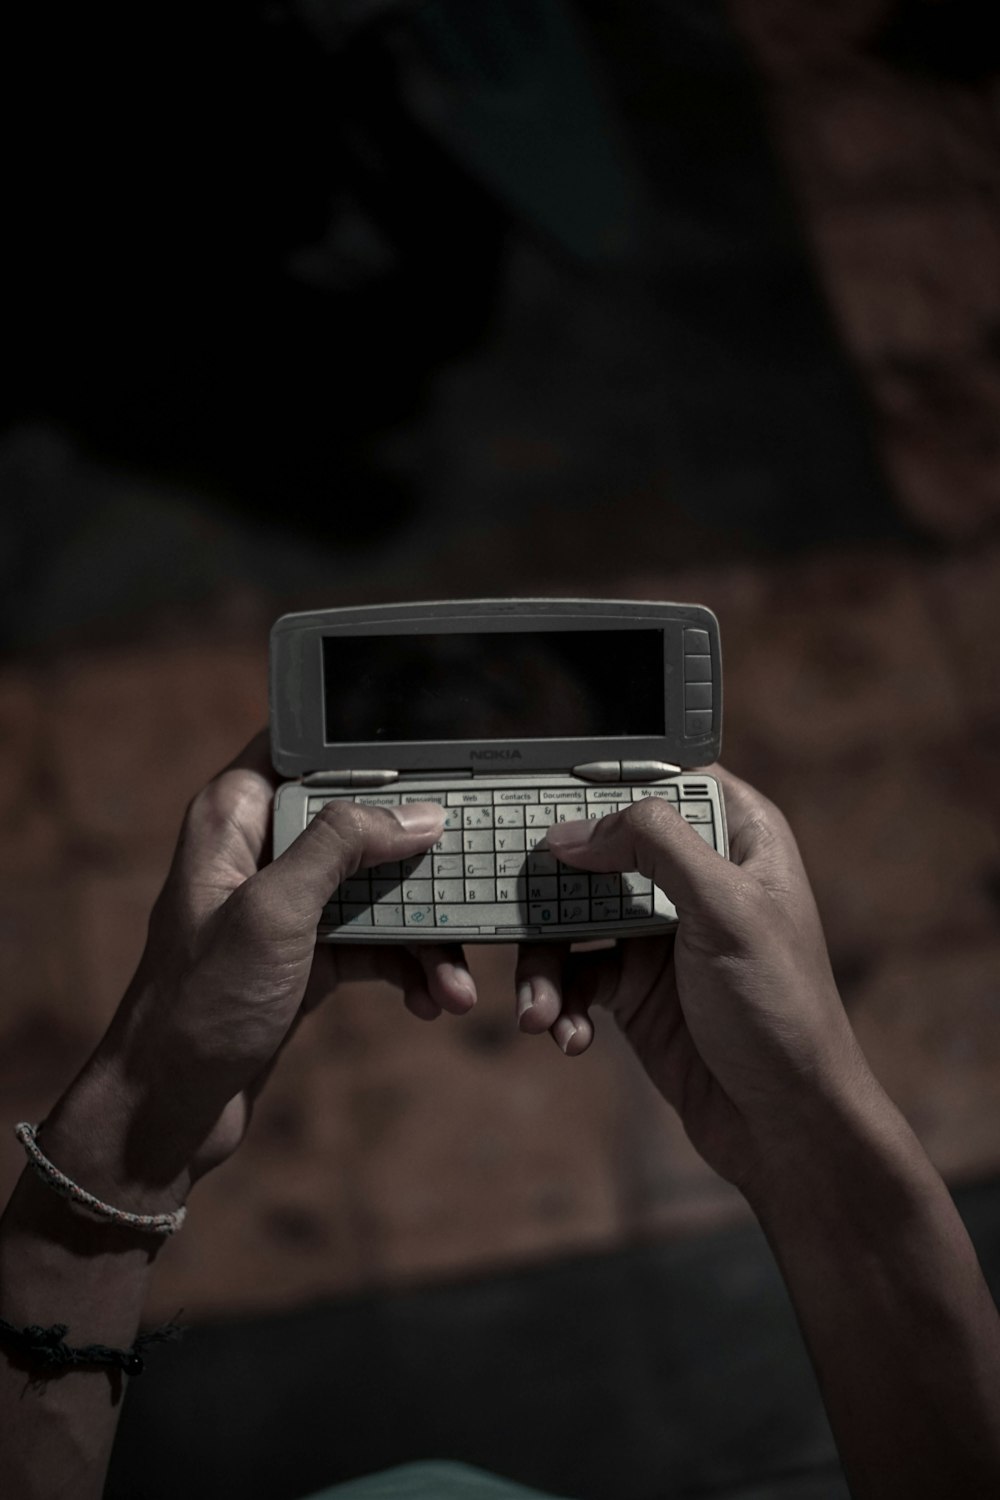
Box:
[0, 1316, 184, 1377]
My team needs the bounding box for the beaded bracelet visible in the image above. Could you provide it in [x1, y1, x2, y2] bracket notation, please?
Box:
[15, 1123, 187, 1237]
[0, 1316, 183, 1377]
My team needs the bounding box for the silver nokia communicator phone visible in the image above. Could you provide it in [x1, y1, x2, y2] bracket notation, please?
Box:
[269, 599, 727, 943]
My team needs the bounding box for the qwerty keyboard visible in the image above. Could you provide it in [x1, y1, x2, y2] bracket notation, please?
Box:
[275, 775, 726, 942]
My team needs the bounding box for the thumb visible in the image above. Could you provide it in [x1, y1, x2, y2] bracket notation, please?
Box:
[252, 800, 445, 927]
[544, 797, 742, 922]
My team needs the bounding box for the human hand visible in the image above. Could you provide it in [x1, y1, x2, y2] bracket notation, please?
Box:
[42, 734, 476, 1211]
[513, 767, 873, 1195]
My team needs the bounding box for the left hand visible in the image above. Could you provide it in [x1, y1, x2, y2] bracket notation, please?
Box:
[42, 733, 476, 1211]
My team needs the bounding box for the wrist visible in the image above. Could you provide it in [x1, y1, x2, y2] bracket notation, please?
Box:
[36, 1059, 197, 1221]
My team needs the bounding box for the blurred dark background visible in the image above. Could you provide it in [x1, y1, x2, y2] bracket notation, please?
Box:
[2, 2, 1000, 1498]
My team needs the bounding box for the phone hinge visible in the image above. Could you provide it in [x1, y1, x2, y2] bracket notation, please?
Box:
[571, 760, 682, 783]
[301, 769, 400, 788]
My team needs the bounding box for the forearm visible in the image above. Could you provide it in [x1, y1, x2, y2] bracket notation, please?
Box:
[0, 1082, 176, 1500]
[749, 1084, 1000, 1498]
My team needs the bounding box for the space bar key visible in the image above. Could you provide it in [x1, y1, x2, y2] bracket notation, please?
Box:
[435, 904, 526, 929]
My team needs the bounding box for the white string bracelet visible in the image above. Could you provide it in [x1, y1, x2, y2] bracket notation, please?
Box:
[15, 1123, 187, 1237]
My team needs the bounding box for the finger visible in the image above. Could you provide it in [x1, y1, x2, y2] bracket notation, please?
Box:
[404, 988, 443, 1022]
[554, 940, 650, 1057]
[409, 943, 477, 1014]
[223, 728, 279, 787]
[175, 730, 279, 884]
[253, 801, 446, 929]
[563, 942, 630, 1053]
[513, 942, 570, 1034]
[308, 943, 444, 1021]
[512, 941, 604, 1055]
[543, 797, 745, 922]
[694, 762, 799, 870]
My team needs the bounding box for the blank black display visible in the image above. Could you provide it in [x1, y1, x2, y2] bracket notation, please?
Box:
[322, 630, 665, 743]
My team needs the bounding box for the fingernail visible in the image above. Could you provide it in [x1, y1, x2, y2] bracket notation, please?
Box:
[391, 803, 446, 835]
[545, 818, 596, 852]
[445, 964, 477, 1006]
[556, 1020, 579, 1055]
[516, 981, 534, 1021]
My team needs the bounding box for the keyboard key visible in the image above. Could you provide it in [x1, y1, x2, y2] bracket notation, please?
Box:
[435, 904, 525, 929]
[495, 879, 526, 903]
[496, 853, 527, 877]
[463, 806, 494, 829]
[494, 806, 525, 828]
[623, 898, 653, 918]
[373, 903, 405, 927]
[465, 880, 497, 903]
[555, 803, 586, 823]
[340, 904, 373, 926]
[560, 901, 588, 924]
[525, 805, 555, 827]
[341, 879, 371, 902]
[525, 903, 556, 926]
[434, 880, 465, 902]
[692, 822, 716, 846]
[633, 785, 679, 802]
[527, 851, 557, 875]
[443, 806, 463, 830]
[591, 875, 621, 897]
[591, 898, 622, 922]
[540, 787, 580, 803]
[560, 875, 588, 899]
[354, 792, 401, 807]
[463, 830, 494, 853]
[527, 877, 558, 900]
[401, 854, 433, 878]
[495, 787, 538, 804]
[433, 830, 463, 853]
[432, 854, 463, 878]
[524, 827, 548, 851]
[464, 854, 494, 877]
[680, 800, 712, 823]
[622, 872, 652, 895]
[369, 860, 402, 878]
[448, 789, 494, 806]
[493, 829, 526, 853]
[372, 879, 402, 901]
[402, 880, 433, 904]
[404, 905, 434, 928]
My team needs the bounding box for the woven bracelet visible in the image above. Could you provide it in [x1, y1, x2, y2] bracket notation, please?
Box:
[15, 1123, 187, 1237]
[0, 1316, 183, 1377]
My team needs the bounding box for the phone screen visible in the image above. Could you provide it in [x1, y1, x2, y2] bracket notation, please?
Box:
[322, 629, 666, 743]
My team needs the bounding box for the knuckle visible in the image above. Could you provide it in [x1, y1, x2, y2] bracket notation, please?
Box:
[186, 771, 266, 838]
[632, 796, 673, 828]
[623, 797, 674, 841]
[308, 800, 370, 875]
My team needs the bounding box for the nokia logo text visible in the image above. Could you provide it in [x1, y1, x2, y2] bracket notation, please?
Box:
[470, 749, 522, 760]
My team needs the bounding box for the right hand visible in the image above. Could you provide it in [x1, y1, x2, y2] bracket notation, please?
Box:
[514, 766, 876, 1196]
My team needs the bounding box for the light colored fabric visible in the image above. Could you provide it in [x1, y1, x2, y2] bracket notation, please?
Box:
[301, 1459, 571, 1500]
